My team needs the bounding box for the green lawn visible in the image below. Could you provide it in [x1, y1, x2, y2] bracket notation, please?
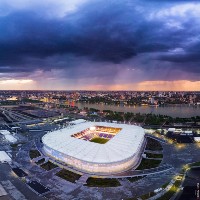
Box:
[10, 142, 26, 149]
[29, 150, 41, 159]
[140, 192, 155, 200]
[90, 137, 109, 144]
[10, 143, 20, 150]
[86, 177, 121, 187]
[145, 137, 163, 151]
[162, 181, 170, 189]
[136, 159, 162, 170]
[40, 161, 58, 171]
[190, 161, 200, 167]
[35, 158, 45, 165]
[10, 143, 19, 148]
[156, 180, 182, 200]
[126, 198, 138, 200]
[127, 176, 146, 183]
[146, 153, 163, 159]
[56, 169, 81, 183]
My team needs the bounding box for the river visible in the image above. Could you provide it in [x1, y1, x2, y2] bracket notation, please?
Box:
[75, 102, 200, 118]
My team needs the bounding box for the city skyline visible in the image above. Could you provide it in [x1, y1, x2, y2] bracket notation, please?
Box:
[0, 0, 200, 90]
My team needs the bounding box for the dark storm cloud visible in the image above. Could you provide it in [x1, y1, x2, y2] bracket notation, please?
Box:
[0, 0, 200, 80]
[159, 53, 200, 63]
[0, 1, 140, 66]
[0, 1, 169, 67]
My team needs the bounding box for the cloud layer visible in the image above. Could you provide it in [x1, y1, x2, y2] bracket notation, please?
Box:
[0, 0, 200, 90]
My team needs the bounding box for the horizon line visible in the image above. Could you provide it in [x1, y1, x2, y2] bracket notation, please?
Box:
[0, 89, 199, 92]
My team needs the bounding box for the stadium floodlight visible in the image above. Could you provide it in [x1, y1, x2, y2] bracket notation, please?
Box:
[90, 126, 96, 131]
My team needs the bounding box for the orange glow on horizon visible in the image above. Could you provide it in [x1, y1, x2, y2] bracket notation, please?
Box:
[0, 79, 36, 90]
[84, 80, 200, 91]
[0, 79, 199, 91]
[0, 79, 33, 84]
[136, 80, 200, 91]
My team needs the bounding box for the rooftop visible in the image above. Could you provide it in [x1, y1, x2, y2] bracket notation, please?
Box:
[42, 122, 145, 164]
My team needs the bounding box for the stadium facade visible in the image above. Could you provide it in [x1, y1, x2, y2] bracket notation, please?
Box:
[42, 122, 145, 175]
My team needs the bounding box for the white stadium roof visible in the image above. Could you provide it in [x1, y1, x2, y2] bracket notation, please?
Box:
[42, 122, 145, 164]
[69, 119, 86, 125]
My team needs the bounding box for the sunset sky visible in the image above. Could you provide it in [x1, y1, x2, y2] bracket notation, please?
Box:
[0, 0, 200, 90]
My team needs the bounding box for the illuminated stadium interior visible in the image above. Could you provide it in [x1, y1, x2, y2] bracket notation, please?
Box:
[71, 126, 122, 143]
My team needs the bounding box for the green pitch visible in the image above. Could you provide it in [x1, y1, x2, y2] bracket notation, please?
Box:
[90, 137, 109, 144]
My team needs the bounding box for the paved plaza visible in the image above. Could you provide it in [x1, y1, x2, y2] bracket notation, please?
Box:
[1, 123, 200, 200]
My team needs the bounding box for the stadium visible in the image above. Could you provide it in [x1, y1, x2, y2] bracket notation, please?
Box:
[42, 121, 145, 175]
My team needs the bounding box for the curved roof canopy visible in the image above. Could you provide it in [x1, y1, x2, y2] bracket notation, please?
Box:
[42, 122, 145, 164]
